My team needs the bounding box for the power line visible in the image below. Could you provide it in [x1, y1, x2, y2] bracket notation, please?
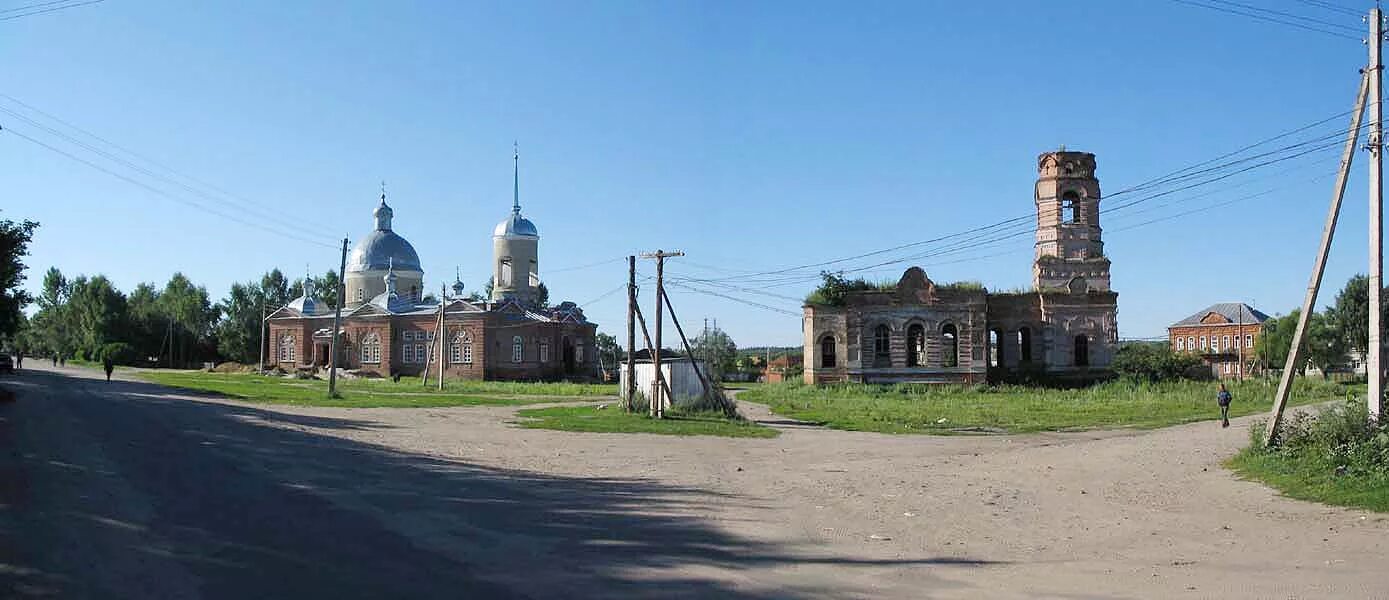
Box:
[0, 0, 103, 22]
[1291, 0, 1363, 18]
[1, 124, 340, 249]
[1168, 0, 1363, 40]
[1203, 0, 1362, 32]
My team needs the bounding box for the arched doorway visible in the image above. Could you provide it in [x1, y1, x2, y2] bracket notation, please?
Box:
[1018, 327, 1032, 364]
[1074, 335, 1089, 367]
[941, 324, 958, 368]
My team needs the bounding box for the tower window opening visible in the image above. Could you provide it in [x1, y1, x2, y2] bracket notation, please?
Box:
[500, 258, 513, 287]
[1062, 191, 1081, 224]
[906, 324, 925, 368]
[941, 324, 958, 368]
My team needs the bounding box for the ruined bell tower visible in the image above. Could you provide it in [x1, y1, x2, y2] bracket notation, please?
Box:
[1032, 150, 1111, 292]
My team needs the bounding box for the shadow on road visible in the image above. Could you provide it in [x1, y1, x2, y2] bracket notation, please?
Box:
[0, 368, 999, 599]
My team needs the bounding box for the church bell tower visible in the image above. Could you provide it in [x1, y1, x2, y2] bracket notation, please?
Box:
[1032, 149, 1111, 293]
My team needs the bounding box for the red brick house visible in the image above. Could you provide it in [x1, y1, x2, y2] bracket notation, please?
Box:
[1168, 303, 1268, 379]
[764, 354, 803, 383]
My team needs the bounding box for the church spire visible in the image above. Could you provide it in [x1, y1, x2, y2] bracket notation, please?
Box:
[512, 141, 521, 214]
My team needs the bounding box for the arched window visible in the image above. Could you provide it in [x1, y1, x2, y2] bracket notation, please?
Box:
[906, 324, 925, 367]
[500, 258, 513, 287]
[278, 334, 296, 363]
[1074, 335, 1089, 367]
[1018, 327, 1033, 363]
[820, 335, 836, 368]
[1062, 190, 1081, 224]
[941, 324, 958, 368]
[450, 331, 472, 364]
[512, 335, 524, 363]
[1188, 336, 1195, 351]
[989, 328, 1005, 368]
[873, 324, 891, 367]
[360, 332, 381, 364]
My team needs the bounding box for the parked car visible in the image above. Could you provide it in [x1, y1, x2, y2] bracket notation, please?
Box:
[0, 354, 13, 374]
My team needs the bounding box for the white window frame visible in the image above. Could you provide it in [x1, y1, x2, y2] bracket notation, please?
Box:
[360, 332, 381, 364]
[1176, 337, 1185, 351]
[1222, 335, 1231, 350]
[539, 341, 550, 363]
[1200, 336, 1207, 351]
[1245, 334, 1253, 349]
[1187, 337, 1195, 351]
[512, 336, 524, 363]
[279, 334, 296, 363]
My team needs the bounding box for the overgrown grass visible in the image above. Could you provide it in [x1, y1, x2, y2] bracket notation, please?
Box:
[136, 371, 610, 408]
[740, 378, 1357, 434]
[1228, 400, 1389, 512]
[515, 405, 778, 438]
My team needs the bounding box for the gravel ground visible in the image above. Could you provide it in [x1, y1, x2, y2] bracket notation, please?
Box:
[3, 363, 1386, 599]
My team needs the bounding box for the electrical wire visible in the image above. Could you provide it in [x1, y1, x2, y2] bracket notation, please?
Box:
[1168, 0, 1362, 40]
[0, 0, 103, 22]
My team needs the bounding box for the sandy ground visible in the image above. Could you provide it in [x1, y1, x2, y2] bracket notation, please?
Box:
[3, 363, 1387, 599]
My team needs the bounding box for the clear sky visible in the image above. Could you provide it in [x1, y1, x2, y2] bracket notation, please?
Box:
[4, 0, 1384, 346]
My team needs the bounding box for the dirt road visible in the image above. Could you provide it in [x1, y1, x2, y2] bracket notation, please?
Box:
[2, 364, 1385, 599]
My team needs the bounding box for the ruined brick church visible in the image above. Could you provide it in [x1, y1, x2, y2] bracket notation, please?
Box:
[803, 150, 1119, 384]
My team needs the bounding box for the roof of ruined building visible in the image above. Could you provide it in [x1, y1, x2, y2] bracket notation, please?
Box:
[1170, 303, 1270, 327]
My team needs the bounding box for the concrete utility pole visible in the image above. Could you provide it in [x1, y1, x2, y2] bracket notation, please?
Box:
[1266, 69, 1370, 445]
[641, 249, 683, 418]
[438, 283, 447, 391]
[625, 256, 637, 411]
[258, 296, 266, 373]
[328, 236, 349, 398]
[1371, 6, 1386, 419]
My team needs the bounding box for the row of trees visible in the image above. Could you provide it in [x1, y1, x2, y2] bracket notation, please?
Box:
[1254, 274, 1386, 376]
[13, 266, 346, 367]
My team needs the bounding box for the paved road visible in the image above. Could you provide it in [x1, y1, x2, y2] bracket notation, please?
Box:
[0, 366, 521, 599]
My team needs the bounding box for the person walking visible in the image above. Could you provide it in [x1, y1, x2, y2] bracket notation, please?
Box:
[1217, 382, 1232, 428]
[102, 355, 114, 382]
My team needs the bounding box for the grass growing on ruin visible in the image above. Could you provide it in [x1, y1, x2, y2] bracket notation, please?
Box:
[740, 378, 1358, 434]
[1227, 400, 1389, 513]
[515, 405, 779, 438]
[136, 371, 610, 408]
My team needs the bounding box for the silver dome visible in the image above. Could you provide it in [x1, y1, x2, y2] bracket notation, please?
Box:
[494, 211, 539, 238]
[348, 229, 422, 272]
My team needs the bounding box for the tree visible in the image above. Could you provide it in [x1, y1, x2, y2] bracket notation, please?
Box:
[804, 271, 877, 306]
[1306, 312, 1349, 378]
[1111, 342, 1203, 382]
[307, 269, 340, 308]
[691, 326, 737, 380]
[66, 275, 129, 359]
[595, 332, 623, 363]
[483, 276, 494, 300]
[216, 281, 263, 364]
[160, 273, 217, 367]
[1331, 275, 1371, 357]
[262, 269, 292, 309]
[1256, 310, 1304, 372]
[0, 217, 38, 337]
[536, 282, 550, 309]
[127, 282, 166, 362]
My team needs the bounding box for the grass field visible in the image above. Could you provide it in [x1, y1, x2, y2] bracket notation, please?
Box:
[1228, 446, 1389, 513]
[739, 378, 1359, 434]
[515, 405, 779, 438]
[136, 371, 614, 408]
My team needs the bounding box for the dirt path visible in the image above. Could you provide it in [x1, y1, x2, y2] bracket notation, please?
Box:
[5, 364, 1385, 599]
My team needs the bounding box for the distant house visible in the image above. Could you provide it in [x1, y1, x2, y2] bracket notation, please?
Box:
[764, 354, 803, 383]
[1168, 303, 1269, 379]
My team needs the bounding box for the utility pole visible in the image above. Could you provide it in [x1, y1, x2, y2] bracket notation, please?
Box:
[640, 249, 683, 418]
[625, 256, 637, 411]
[258, 296, 267, 373]
[1265, 69, 1370, 445]
[1371, 6, 1386, 419]
[438, 283, 447, 391]
[328, 236, 348, 398]
[1237, 303, 1244, 381]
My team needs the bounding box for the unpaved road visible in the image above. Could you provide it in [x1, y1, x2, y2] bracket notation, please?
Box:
[2, 364, 1386, 599]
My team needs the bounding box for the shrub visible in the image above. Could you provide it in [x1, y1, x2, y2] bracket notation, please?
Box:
[99, 342, 137, 366]
[1111, 343, 1202, 382]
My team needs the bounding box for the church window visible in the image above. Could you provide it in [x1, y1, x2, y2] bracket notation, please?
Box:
[1062, 191, 1081, 224]
[576, 343, 584, 363]
[450, 331, 472, 364]
[873, 325, 891, 367]
[1074, 335, 1090, 367]
[512, 336, 524, 363]
[1187, 336, 1195, 351]
[540, 340, 550, 363]
[811, 334, 833, 366]
[360, 332, 381, 364]
[1200, 336, 1207, 350]
[906, 324, 925, 368]
[500, 258, 513, 287]
[279, 334, 296, 363]
[941, 324, 959, 368]
[1018, 327, 1033, 363]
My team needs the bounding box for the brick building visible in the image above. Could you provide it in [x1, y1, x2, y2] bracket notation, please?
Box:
[1167, 303, 1268, 379]
[803, 150, 1120, 384]
[267, 153, 598, 381]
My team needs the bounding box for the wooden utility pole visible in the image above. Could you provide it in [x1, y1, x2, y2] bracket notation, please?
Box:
[641, 250, 683, 418]
[663, 288, 737, 417]
[1265, 69, 1370, 445]
[328, 236, 348, 398]
[258, 296, 267, 373]
[1371, 6, 1386, 419]
[438, 283, 447, 391]
[625, 256, 637, 411]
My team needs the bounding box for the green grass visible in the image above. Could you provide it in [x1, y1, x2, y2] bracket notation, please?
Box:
[740, 378, 1359, 435]
[1228, 447, 1389, 512]
[136, 371, 611, 408]
[515, 405, 779, 438]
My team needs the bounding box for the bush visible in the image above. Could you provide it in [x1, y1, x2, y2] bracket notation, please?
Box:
[1111, 343, 1202, 382]
[99, 342, 137, 366]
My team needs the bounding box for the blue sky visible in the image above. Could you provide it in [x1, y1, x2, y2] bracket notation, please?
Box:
[3, 0, 1383, 346]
